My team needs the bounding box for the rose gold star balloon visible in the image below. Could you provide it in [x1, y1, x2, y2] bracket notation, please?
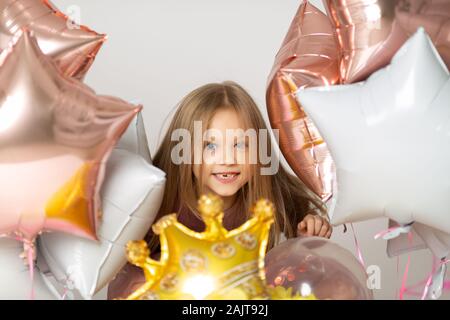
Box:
[324, 0, 450, 83]
[266, 1, 339, 201]
[0, 30, 141, 244]
[0, 0, 106, 79]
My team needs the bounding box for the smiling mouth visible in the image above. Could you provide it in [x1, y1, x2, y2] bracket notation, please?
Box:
[213, 172, 240, 178]
[212, 172, 240, 183]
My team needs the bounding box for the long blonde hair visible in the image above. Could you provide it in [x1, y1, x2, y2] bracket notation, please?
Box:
[147, 81, 326, 252]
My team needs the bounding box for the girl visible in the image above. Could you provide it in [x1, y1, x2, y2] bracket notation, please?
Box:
[108, 81, 332, 299]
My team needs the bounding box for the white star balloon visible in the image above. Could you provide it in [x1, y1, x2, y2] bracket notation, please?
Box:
[296, 28, 450, 234]
[37, 112, 166, 299]
[38, 148, 166, 299]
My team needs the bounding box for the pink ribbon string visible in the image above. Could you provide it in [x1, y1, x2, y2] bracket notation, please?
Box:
[374, 224, 414, 299]
[373, 223, 413, 240]
[60, 276, 75, 300]
[374, 226, 401, 240]
[396, 256, 400, 298]
[421, 258, 449, 300]
[398, 232, 413, 300]
[402, 279, 430, 297]
[397, 248, 450, 300]
[402, 257, 439, 297]
[25, 241, 35, 300]
[444, 281, 450, 290]
[398, 253, 450, 300]
[61, 288, 68, 300]
[11, 234, 36, 300]
[350, 223, 366, 269]
[399, 256, 411, 299]
[421, 273, 434, 300]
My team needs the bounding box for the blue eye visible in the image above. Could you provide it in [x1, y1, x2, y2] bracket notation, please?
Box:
[205, 142, 217, 151]
[235, 142, 246, 149]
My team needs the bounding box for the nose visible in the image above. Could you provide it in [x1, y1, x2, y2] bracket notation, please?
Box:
[213, 144, 236, 165]
[223, 145, 236, 165]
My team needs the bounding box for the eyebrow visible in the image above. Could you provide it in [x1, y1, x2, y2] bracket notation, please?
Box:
[203, 137, 217, 143]
[204, 135, 249, 142]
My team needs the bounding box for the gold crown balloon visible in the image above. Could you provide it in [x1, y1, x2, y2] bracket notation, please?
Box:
[125, 194, 316, 300]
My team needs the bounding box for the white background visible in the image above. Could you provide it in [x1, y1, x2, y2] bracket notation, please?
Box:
[52, 0, 449, 300]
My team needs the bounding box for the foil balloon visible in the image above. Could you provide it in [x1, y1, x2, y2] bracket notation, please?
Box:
[324, 0, 450, 83]
[296, 29, 450, 233]
[116, 112, 152, 163]
[124, 194, 275, 300]
[0, 238, 57, 299]
[265, 237, 372, 300]
[0, 0, 106, 79]
[266, 0, 339, 201]
[37, 113, 164, 299]
[38, 147, 166, 299]
[395, 0, 450, 69]
[0, 30, 140, 248]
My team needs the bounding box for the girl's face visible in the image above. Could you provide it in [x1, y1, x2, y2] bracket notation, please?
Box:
[192, 108, 252, 208]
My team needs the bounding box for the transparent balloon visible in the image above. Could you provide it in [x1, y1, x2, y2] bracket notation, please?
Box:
[265, 237, 373, 300]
